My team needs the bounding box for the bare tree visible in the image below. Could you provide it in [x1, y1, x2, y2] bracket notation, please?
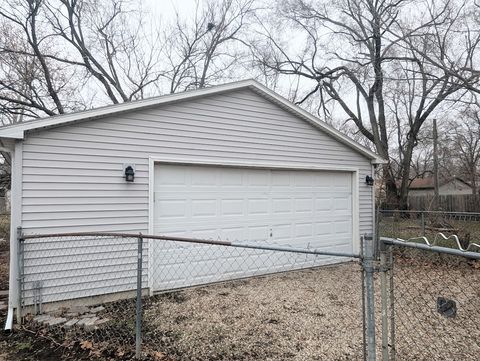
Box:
[253, 0, 480, 208]
[45, 0, 164, 102]
[0, 0, 165, 123]
[162, 0, 256, 93]
[447, 106, 480, 193]
[0, 0, 83, 121]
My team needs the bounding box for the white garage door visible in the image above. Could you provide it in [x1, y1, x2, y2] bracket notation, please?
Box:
[151, 164, 353, 291]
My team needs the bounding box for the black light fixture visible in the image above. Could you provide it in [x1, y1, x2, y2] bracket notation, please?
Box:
[125, 165, 135, 182]
[365, 175, 374, 186]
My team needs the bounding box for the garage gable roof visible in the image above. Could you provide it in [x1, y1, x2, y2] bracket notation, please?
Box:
[0, 79, 384, 163]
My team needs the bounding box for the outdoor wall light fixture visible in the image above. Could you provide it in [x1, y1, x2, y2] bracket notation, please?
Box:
[124, 165, 135, 182]
[365, 175, 374, 186]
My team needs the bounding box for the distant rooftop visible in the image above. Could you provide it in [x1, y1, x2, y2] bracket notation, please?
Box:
[409, 177, 471, 189]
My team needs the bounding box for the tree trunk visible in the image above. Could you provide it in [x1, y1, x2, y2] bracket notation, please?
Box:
[383, 164, 399, 209]
[398, 139, 416, 210]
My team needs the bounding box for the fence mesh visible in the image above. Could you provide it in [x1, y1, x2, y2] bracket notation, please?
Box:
[17, 234, 365, 360]
[0, 212, 10, 291]
[20, 234, 143, 359]
[378, 210, 480, 248]
[0, 212, 11, 321]
[144, 238, 364, 360]
[384, 245, 480, 360]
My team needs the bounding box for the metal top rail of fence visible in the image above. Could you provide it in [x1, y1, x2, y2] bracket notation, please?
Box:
[20, 231, 362, 259]
[379, 209, 480, 216]
[381, 237, 480, 260]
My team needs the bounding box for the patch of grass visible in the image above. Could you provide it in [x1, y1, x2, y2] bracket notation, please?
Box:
[0, 214, 10, 241]
[0, 238, 8, 290]
[15, 341, 32, 351]
[379, 215, 480, 248]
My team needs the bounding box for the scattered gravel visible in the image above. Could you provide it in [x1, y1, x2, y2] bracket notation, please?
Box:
[144, 262, 364, 361]
[141, 255, 479, 361]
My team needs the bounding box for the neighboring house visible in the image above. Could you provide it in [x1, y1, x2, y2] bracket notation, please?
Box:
[408, 177, 473, 196]
[0, 79, 383, 317]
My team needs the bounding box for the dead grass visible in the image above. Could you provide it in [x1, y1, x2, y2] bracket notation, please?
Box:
[143, 263, 364, 361]
[141, 258, 479, 361]
[379, 215, 480, 243]
[0, 238, 8, 291]
[391, 250, 480, 361]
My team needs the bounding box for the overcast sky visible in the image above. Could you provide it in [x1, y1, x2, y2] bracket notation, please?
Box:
[144, 0, 198, 23]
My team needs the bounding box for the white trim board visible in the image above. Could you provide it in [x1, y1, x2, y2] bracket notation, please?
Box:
[0, 79, 384, 164]
[8, 141, 23, 314]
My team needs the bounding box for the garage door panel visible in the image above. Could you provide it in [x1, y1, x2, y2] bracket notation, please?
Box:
[247, 171, 270, 186]
[155, 199, 187, 218]
[152, 165, 353, 292]
[294, 198, 314, 213]
[247, 225, 271, 239]
[191, 199, 216, 217]
[155, 166, 188, 186]
[271, 172, 291, 186]
[221, 199, 244, 216]
[272, 198, 292, 214]
[220, 169, 244, 185]
[248, 198, 269, 214]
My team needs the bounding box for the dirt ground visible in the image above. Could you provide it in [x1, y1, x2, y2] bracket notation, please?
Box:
[0, 254, 479, 360]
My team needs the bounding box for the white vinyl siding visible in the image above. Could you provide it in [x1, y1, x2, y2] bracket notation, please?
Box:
[19, 88, 374, 302]
[22, 89, 373, 233]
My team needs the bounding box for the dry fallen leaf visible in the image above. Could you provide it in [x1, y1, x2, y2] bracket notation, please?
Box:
[80, 340, 93, 350]
[153, 351, 166, 360]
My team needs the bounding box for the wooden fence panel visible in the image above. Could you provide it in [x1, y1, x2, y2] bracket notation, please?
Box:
[408, 194, 480, 212]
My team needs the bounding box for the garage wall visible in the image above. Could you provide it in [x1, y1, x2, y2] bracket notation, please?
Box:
[21, 88, 373, 234]
[19, 88, 373, 302]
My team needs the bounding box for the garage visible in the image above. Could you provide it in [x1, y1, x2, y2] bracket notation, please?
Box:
[0, 79, 382, 313]
[151, 164, 355, 291]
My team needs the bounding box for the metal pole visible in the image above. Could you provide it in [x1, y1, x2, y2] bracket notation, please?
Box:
[381, 237, 480, 260]
[388, 246, 396, 361]
[363, 234, 377, 361]
[16, 227, 24, 324]
[433, 118, 439, 209]
[421, 212, 425, 237]
[380, 249, 388, 361]
[361, 236, 367, 361]
[135, 236, 143, 359]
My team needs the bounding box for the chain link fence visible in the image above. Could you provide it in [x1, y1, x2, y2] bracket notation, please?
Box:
[378, 210, 480, 247]
[0, 211, 11, 316]
[17, 232, 370, 360]
[378, 238, 480, 360]
[19, 234, 143, 358]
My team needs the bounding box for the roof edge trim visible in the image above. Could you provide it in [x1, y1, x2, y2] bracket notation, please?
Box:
[0, 79, 384, 162]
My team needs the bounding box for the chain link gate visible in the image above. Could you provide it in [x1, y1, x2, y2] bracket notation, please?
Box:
[379, 237, 480, 361]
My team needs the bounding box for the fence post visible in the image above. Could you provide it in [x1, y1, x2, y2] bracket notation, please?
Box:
[388, 246, 396, 361]
[363, 234, 377, 361]
[136, 235, 143, 359]
[16, 226, 24, 324]
[421, 212, 425, 237]
[379, 239, 389, 361]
